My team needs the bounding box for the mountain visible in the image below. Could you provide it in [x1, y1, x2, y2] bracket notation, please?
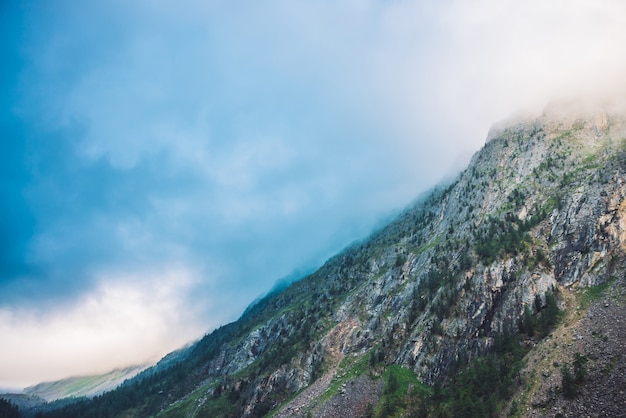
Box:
[0, 366, 149, 418]
[21, 365, 149, 402]
[26, 105, 626, 417]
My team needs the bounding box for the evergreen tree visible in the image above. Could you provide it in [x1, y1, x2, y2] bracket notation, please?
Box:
[561, 364, 576, 399]
[0, 398, 19, 418]
[573, 352, 588, 383]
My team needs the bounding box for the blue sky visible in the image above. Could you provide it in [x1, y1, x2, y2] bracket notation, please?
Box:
[1, 0, 625, 389]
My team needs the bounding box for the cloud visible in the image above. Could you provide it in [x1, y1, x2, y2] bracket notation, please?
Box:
[428, 0, 626, 130]
[0, 268, 204, 389]
[1, 0, 626, 387]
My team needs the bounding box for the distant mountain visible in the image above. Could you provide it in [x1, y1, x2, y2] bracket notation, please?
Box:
[22, 365, 148, 402]
[30, 105, 626, 417]
[0, 365, 149, 417]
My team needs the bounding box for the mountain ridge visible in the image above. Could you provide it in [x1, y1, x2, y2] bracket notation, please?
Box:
[18, 105, 626, 417]
[21, 365, 149, 402]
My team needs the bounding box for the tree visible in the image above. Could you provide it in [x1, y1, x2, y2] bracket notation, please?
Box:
[561, 364, 576, 399]
[519, 305, 536, 336]
[0, 398, 19, 418]
[540, 289, 559, 334]
[386, 370, 399, 394]
[411, 399, 428, 418]
[573, 352, 588, 383]
[534, 294, 543, 313]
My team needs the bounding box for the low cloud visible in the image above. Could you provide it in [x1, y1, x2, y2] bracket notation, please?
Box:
[0, 268, 205, 389]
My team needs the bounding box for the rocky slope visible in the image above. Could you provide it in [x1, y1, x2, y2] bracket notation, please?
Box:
[513, 278, 626, 417]
[33, 105, 626, 417]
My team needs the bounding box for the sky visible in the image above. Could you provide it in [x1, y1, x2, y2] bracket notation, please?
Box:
[1, 0, 626, 389]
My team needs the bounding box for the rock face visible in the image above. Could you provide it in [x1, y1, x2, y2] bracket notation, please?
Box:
[36, 107, 626, 417]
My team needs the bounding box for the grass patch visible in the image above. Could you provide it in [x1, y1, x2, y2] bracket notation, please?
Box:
[156, 381, 216, 418]
[322, 353, 373, 403]
[375, 365, 430, 418]
[406, 236, 443, 257]
[541, 194, 562, 214]
[582, 153, 600, 169]
[193, 395, 239, 417]
[577, 278, 613, 309]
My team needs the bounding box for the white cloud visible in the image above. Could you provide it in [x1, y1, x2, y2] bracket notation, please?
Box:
[0, 268, 205, 389]
[425, 0, 626, 135]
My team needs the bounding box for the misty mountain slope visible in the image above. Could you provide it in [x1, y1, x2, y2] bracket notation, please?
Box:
[36, 107, 626, 418]
[21, 366, 149, 403]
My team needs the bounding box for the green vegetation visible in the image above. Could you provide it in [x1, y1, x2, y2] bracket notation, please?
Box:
[440, 330, 525, 417]
[474, 216, 532, 263]
[409, 253, 467, 330]
[562, 351, 591, 400]
[519, 288, 560, 338]
[333, 324, 539, 418]
[474, 194, 557, 265]
[507, 187, 526, 208]
[541, 194, 562, 214]
[322, 353, 373, 403]
[195, 395, 240, 417]
[375, 365, 431, 418]
[0, 398, 19, 418]
[561, 363, 576, 399]
[391, 329, 531, 418]
[156, 382, 238, 418]
[578, 278, 613, 309]
[573, 352, 588, 384]
[582, 153, 599, 168]
[415, 288, 562, 417]
[560, 351, 589, 400]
